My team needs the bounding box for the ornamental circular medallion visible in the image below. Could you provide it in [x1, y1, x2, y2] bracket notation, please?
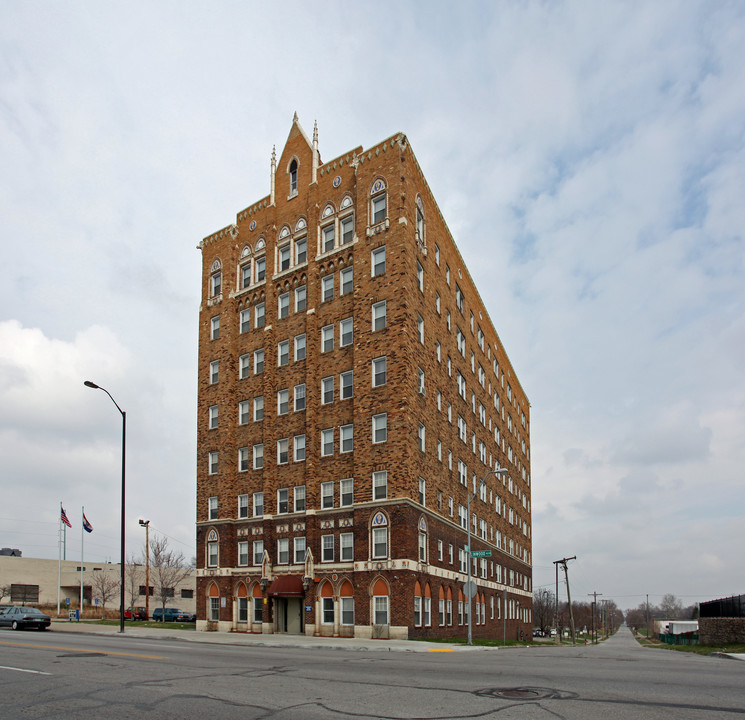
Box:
[333, 175, 342, 188]
[249, 220, 256, 231]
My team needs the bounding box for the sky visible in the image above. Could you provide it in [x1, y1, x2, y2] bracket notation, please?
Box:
[1, 1, 743, 612]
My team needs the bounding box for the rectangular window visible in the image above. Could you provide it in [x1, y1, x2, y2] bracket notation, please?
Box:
[372, 413, 387, 444]
[321, 428, 334, 457]
[240, 263, 251, 289]
[238, 493, 249, 518]
[340, 424, 353, 453]
[209, 360, 219, 384]
[435, 292, 441, 314]
[294, 383, 306, 411]
[238, 400, 249, 425]
[321, 325, 334, 353]
[294, 333, 306, 361]
[239, 353, 250, 379]
[417, 314, 424, 344]
[253, 444, 264, 469]
[418, 477, 426, 506]
[255, 257, 266, 283]
[371, 246, 386, 277]
[238, 541, 249, 567]
[340, 317, 353, 346]
[295, 238, 307, 265]
[456, 284, 464, 313]
[417, 260, 424, 292]
[321, 376, 334, 404]
[419, 531, 427, 562]
[418, 423, 426, 452]
[340, 266, 353, 295]
[322, 534, 334, 562]
[277, 340, 289, 366]
[239, 308, 250, 333]
[294, 536, 306, 564]
[372, 356, 387, 387]
[291, 485, 305, 513]
[211, 271, 222, 297]
[277, 438, 289, 465]
[278, 292, 290, 318]
[414, 596, 421, 627]
[254, 349, 264, 374]
[340, 214, 354, 245]
[372, 527, 388, 558]
[340, 532, 354, 562]
[373, 470, 387, 500]
[278, 245, 291, 272]
[372, 194, 386, 225]
[295, 285, 307, 312]
[372, 300, 386, 331]
[322, 597, 334, 624]
[208, 405, 218, 429]
[340, 478, 353, 506]
[208, 451, 218, 475]
[277, 538, 289, 564]
[255, 302, 265, 327]
[322, 224, 335, 253]
[277, 389, 289, 415]
[321, 480, 334, 509]
[208, 496, 218, 520]
[253, 395, 264, 421]
[340, 370, 353, 399]
[207, 543, 218, 568]
[210, 315, 220, 340]
[321, 274, 334, 302]
[294, 434, 306, 462]
[238, 446, 249, 472]
[277, 488, 289, 514]
[374, 596, 389, 625]
[418, 367, 425, 395]
[253, 596, 263, 622]
[253, 492, 264, 517]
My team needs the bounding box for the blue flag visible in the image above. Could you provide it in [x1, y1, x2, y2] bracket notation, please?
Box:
[83, 513, 93, 533]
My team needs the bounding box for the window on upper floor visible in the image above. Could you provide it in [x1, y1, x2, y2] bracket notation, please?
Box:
[208, 451, 218, 475]
[340, 317, 353, 347]
[340, 370, 353, 400]
[277, 340, 289, 367]
[340, 214, 355, 245]
[372, 300, 386, 331]
[295, 285, 307, 312]
[371, 179, 387, 225]
[208, 405, 218, 429]
[417, 261, 424, 292]
[210, 316, 220, 340]
[372, 413, 387, 444]
[278, 244, 291, 273]
[289, 159, 298, 196]
[278, 292, 290, 319]
[321, 274, 334, 302]
[239, 308, 250, 334]
[295, 237, 307, 265]
[340, 266, 353, 295]
[255, 257, 266, 283]
[371, 246, 386, 277]
[209, 360, 219, 384]
[238, 446, 249, 473]
[254, 348, 264, 374]
[295, 333, 306, 361]
[373, 471, 387, 500]
[372, 356, 387, 387]
[322, 223, 335, 254]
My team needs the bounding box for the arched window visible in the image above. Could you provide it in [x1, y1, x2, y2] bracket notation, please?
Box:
[414, 581, 422, 627]
[251, 582, 263, 624]
[207, 582, 219, 621]
[206, 528, 219, 568]
[289, 159, 298, 196]
[416, 196, 425, 243]
[210, 259, 222, 297]
[372, 577, 389, 626]
[370, 511, 388, 559]
[339, 580, 354, 626]
[447, 587, 453, 626]
[418, 517, 427, 563]
[319, 581, 334, 625]
[370, 178, 387, 226]
[424, 583, 432, 627]
[236, 582, 248, 623]
[458, 589, 465, 626]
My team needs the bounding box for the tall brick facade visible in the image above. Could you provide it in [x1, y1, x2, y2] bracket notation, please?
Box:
[195, 116, 533, 640]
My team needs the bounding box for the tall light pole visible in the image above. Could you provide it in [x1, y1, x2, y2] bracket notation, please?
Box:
[84, 380, 126, 634]
[139, 519, 150, 620]
[467, 466, 507, 646]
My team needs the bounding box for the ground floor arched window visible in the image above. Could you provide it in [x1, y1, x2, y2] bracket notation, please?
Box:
[372, 578, 389, 625]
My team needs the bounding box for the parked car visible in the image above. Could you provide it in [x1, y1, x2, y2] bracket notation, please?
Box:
[0, 606, 51, 631]
[123, 607, 148, 621]
[152, 608, 194, 622]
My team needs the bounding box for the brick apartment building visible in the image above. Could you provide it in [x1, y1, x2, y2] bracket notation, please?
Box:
[196, 115, 533, 639]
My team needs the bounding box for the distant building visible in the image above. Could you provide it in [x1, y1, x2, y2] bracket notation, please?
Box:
[0, 548, 22, 557]
[196, 116, 533, 639]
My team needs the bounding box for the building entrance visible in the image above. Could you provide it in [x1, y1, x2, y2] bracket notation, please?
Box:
[275, 597, 303, 634]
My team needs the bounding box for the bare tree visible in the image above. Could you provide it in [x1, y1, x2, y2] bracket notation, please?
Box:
[124, 554, 143, 609]
[659, 593, 684, 618]
[150, 534, 191, 619]
[90, 572, 120, 619]
[532, 588, 555, 634]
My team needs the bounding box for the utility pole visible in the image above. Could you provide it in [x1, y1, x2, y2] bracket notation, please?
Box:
[554, 556, 577, 644]
[588, 591, 602, 643]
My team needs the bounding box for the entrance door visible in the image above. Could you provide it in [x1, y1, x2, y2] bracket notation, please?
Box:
[274, 597, 303, 634]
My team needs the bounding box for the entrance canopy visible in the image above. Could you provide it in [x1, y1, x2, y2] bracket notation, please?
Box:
[266, 575, 305, 597]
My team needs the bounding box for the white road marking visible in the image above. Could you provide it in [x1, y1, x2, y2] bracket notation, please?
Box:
[0, 665, 51, 675]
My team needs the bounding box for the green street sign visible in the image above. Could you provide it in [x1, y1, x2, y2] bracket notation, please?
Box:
[470, 550, 492, 557]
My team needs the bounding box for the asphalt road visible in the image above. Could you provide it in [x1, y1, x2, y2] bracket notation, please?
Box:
[0, 626, 743, 719]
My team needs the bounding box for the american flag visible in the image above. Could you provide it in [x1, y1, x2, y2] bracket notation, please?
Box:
[61, 507, 72, 528]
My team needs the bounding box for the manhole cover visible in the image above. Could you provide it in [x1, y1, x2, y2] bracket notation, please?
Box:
[474, 687, 577, 702]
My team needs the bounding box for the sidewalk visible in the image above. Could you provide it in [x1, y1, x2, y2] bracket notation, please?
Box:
[49, 620, 482, 653]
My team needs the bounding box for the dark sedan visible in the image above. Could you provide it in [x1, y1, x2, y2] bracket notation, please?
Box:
[0, 606, 51, 631]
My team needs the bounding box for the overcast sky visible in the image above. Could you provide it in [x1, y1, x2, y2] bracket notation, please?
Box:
[1, 1, 743, 612]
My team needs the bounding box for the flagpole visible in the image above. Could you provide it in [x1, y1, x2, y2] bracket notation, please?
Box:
[80, 506, 84, 615]
[57, 502, 62, 617]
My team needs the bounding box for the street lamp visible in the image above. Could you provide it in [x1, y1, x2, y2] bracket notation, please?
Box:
[84, 380, 126, 634]
[139, 519, 150, 620]
[467, 466, 508, 646]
